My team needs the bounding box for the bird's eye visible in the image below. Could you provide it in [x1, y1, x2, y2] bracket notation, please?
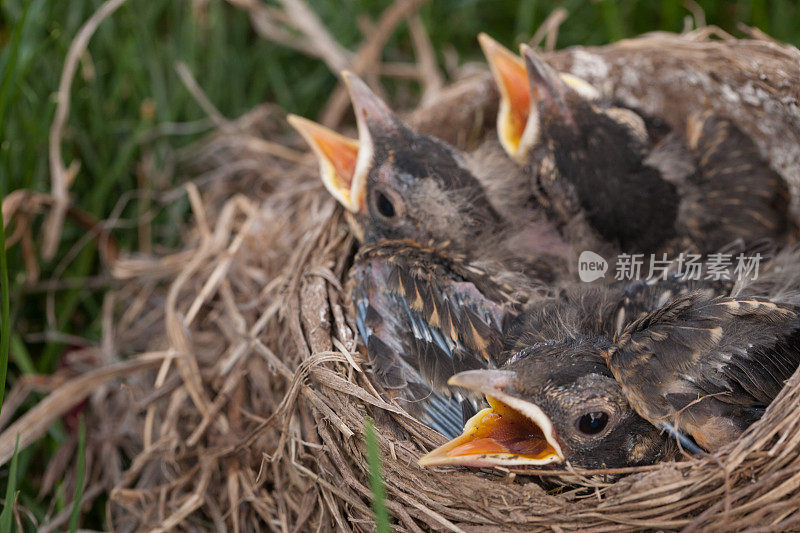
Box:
[374, 190, 396, 218]
[577, 411, 609, 435]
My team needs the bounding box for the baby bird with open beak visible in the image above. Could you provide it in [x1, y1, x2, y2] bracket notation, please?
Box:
[480, 34, 792, 255]
[288, 72, 569, 267]
[417, 282, 691, 470]
[418, 336, 671, 470]
[288, 73, 560, 438]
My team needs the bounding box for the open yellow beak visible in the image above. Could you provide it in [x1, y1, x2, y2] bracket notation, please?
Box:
[418, 397, 564, 467]
[479, 34, 601, 162]
[287, 114, 362, 212]
[478, 33, 531, 162]
[418, 370, 564, 468]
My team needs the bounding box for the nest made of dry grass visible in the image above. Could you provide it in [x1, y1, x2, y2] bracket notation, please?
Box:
[4, 27, 800, 532]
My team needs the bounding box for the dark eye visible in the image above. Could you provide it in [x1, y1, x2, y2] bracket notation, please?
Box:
[577, 412, 609, 435]
[374, 190, 396, 218]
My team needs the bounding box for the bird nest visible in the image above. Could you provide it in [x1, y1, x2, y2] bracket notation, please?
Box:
[7, 31, 800, 531]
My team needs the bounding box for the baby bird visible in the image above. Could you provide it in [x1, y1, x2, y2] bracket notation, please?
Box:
[418, 285, 681, 470]
[480, 34, 791, 254]
[479, 33, 679, 253]
[288, 71, 569, 267]
[675, 112, 792, 252]
[289, 73, 557, 438]
[418, 339, 671, 470]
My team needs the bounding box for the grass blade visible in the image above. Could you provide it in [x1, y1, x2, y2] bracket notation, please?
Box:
[0, 170, 9, 412]
[68, 416, 87, 533]
[365, 418, 390, 533]
[0, 2, 31, 130]
[0, 435, 20, 533]
[0, 0, 31, 414]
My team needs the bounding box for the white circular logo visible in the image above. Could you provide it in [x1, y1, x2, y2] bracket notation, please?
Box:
[578, 251, 608, 282]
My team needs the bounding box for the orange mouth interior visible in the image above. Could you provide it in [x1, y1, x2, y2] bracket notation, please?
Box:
[418, 397, 561, 467]
[479, 35, 532, 155]
[493, 55, 531, 153]
[311, 131, 358, 191]
[287, 114, 362, 210]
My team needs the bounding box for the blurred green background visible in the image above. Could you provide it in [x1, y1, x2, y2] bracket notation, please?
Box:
[1, 0, 798, 528]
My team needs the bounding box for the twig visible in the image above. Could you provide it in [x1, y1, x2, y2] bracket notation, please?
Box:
[277, 0, 350, 73]
[736, 22, 783, 45]
[529, 7, 568, 52]
[0, 353, 169, 466]
[684, 0, 706, 29]
[504, 462, 678, 477]
[148, 459, 213, 533]
[318, 0, 429, 128]
[44, 0, 129, 260]
[226, 0, 349, 71]
[175, 61, 229, 128]
[39, 484, 105, 533]
[378, 62, 422, 79]
[407, 15, 443, 105]
[23, 331, 93, 348]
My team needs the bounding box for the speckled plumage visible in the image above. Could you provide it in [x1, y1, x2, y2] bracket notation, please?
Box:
[607, 292, 800, 452]
[349, 239, 532, 437]
[598, 247, 800, 452]
[418, 274, 741, 469]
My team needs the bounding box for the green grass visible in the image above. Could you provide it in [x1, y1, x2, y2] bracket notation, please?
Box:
[67, 417, 86, 533]
[0, 0, 30, 417]
[1, 0, 800, 528]
[365, 418, 390, 533]
[0, 437, 20, 533]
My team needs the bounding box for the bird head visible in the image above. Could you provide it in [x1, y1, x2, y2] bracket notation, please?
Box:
[478, 33, 601, 164]
[418, 336, 667, 470]
[480, 35, 653, 165]
[288, 72, 502, 247]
